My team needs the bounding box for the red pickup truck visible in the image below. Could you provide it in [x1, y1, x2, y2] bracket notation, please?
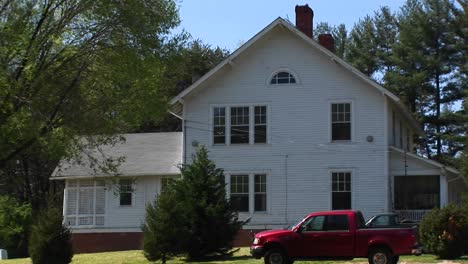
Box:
[251, 210, 421, 264]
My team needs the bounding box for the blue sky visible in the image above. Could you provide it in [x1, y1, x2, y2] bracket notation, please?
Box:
[174, 0, 407, 51]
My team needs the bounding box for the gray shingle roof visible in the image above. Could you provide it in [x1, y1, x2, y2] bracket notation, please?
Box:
[51, 132, 182, 179]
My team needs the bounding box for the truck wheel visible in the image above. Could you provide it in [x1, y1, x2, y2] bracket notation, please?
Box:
[392, 256, 399, 263]
[264, 248, 288, 264]
[368, 248, 393, 264]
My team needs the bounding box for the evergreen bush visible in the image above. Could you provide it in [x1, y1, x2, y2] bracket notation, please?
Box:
[0, 195, 32, 258]
[419, 204, 468, 259]
[142, 146, 244, 262]
[28, 205, 73, 264]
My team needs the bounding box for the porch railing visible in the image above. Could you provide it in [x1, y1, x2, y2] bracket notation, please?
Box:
[395, 210, 431, 222]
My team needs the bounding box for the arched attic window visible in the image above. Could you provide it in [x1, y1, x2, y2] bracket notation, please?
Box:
[270, 71, 297, 84]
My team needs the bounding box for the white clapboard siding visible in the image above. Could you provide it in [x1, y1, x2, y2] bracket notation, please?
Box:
[65, 175, 179, 230]
[183, 26, 390, 223]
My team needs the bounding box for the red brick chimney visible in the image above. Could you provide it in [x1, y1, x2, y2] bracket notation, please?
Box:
[318, 33, 335, 52]
[295, 4, 313, 38]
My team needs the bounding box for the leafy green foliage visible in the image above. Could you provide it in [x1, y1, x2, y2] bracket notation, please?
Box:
[28, 205, 73, 264]
[419, 204, 468, 259]
[0, 196, 32, 258]
[0, 0, 183, 208]
[142, 146, 244, 262]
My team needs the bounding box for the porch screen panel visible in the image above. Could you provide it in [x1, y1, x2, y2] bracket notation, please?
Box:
[394, 176, 440, 210]
[65, 179, 106, 227]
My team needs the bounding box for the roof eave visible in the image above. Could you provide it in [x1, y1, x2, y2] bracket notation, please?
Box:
[389, 146, 459, 174]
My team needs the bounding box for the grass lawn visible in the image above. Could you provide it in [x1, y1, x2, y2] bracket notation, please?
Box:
[2, 248, 468, 264]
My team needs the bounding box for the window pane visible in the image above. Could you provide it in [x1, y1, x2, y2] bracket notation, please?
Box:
[231, 194, 249, 212]
[120, 193, 132, 206]
[254, 125, 266, 143]
[332, 192, 351, 210]
[332, 123, 351, 140]
[326, 215, 349, 230]
[303, 216, 325, 231]
[231, 126, 249, 144]
[271, 72, 295, 84]
[254, 194, 266, 211]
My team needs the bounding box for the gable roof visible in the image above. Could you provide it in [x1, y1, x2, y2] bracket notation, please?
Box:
[51, 132, 182, 179]
[170, 17, 423, 136]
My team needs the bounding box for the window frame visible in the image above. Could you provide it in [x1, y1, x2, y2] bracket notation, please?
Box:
[268, 68, 300, 85]
[329, 170, 354, 210]
[225, 172, 269, 215]
[329, 101, 354, 142]
[210, 104, 270, 146]
[64, 179, 106, 228]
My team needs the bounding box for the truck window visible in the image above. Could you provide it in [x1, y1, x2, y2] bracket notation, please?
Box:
[302, 216, 325, 231]
[325, 215, 349, 231]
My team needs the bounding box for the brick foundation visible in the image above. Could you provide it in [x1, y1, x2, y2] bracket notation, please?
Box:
[72, 229, 265, 253]
[71, 232, 143, 253]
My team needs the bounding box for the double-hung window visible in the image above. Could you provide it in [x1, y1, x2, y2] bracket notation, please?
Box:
[331, 103, 351, 141]
[213, 107, 226, 144]
[229, 173, 267, 213]
[230, 175, 249, 212]
[212, 105, 268, 145]
[230, 107, 250, 144]
[119, 179, 133, 206]
[331, 172, 351, 210]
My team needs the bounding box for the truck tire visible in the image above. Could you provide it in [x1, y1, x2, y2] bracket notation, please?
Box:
[392, 255, 399, 263]
[264, 248, 288, 264]
[368, 248, 393, 264]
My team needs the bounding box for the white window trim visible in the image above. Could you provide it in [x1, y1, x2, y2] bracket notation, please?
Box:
[328, 100, 354, 143]
[267, 68, 300, 85]
[328, 169, 355, 210]
[64, 179, 106, 228]
[225, 171, 270, 215]
[210, 104, 270, 146]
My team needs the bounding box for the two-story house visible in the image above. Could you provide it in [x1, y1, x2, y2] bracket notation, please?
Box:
[52, 5, 466, 253]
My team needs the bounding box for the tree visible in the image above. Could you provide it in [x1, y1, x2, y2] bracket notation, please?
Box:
[347, 16, 379, 77]
[0, 0, 183, 208]
[0, 195, 32, 258]
[142, 146, 244, 262]
[28, 204, 73, 264]
[142, 183, 188, 263]
[134, 39, 229, 133]
[313, 22, 348, 59]
[386, 0, 464, 161]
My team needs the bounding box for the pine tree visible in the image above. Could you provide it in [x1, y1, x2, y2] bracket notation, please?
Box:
[142, 146, 244, 262]
[347, 16, 379, 77]
[142, 184, 188, 263]
[179, 146, 244, 260]
[386, 0, 464, 160]
[28, 206, 73, 264]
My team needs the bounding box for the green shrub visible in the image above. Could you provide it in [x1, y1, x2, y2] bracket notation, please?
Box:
[142, 146, 244, 262]
[28, 206, 73, 264]
[419, 204, 468, 259]
[0, 195, 32, 258]
[142, 185, 188, 263]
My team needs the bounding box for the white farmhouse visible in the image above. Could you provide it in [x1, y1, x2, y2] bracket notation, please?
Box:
[52, 5, 467, 253]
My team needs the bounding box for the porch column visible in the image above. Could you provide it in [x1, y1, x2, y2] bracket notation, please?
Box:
[439, 173, 448, 207]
